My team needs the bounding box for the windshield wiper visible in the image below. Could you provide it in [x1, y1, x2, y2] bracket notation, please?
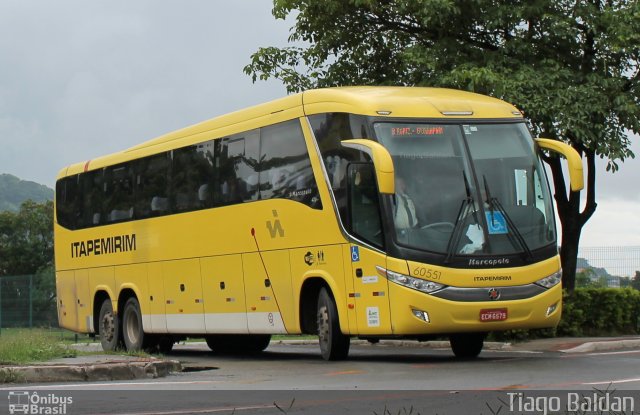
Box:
[444, 172, 476, 264]
[482, 176, 533, 259]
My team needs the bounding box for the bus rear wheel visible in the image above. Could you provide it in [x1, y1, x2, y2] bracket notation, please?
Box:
[98, 299, 121, 352]
[122, 297, 145, 351]
[205, 334, 271, 354]
[317, 287, 350, 361]
[449, 333, 485, 359]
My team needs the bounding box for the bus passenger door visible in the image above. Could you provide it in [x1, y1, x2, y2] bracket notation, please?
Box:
[345, 163, 392, 335]
[200, 255, 248, 333]
[346, 245, 392, 335]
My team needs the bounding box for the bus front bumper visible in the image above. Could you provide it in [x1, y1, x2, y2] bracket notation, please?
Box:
[388, 282, 562, 335]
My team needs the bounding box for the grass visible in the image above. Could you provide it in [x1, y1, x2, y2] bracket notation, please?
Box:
[0, 329, 78, 365]
[0, 329, 317, 365]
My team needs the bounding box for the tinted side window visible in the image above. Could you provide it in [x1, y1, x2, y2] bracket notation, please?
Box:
[78, 169, 104, 228]
[259, 120, 321, 209]
[104, 164, 134, 224]
[308, 113, 371, 219]
[218, 130, 260, 205]
[348, 163, 384, 248]
[135, 153, 171, 219]
[171, 143, 215, 213]
[56, 175, 79, 229]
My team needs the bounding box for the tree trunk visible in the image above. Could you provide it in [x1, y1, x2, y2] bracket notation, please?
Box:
[545, 146, 597, 293]
[559, 215, 582, 293]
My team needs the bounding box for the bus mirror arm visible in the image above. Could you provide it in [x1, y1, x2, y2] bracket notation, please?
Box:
[341, 139, 395, 194]
[535, 138, 584, 192]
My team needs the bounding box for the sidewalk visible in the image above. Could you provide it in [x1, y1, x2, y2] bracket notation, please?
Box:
[1, 336, 638, 384]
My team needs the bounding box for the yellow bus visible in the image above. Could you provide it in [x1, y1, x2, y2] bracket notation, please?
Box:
[54, 87, 583, 360]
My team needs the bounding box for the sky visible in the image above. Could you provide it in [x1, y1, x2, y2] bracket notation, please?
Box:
[0, 1, 638, 249]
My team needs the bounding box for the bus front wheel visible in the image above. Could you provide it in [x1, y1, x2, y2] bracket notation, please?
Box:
[449, 333, 485, 359]
[98, 299, 121, 352]
[317, 287, 350, 361]
[122, 297, 145, 351]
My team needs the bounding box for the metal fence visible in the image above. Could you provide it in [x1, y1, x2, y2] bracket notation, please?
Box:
[578, 246, 640, 279]
[0, 274, 58, 330]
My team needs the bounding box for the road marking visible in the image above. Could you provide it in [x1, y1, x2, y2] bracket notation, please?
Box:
[0, 380, 225, 391]
[113, 404, 276, 415]
[583, 377, 640, 386]
[584, 350, 640, 356]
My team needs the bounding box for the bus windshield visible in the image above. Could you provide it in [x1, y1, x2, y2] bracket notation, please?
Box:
[374, 122, 556, 256]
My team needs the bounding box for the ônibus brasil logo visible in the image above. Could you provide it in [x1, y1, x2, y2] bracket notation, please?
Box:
[8, 391, 72, 415]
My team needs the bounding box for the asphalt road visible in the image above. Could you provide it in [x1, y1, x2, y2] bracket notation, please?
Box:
[4, 342, 640, 414]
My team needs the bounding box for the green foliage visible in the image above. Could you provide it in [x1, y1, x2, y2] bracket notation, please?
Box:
[246, 0, 640, 291]
[0, 174, 53, 212]
[0, 201, 57, 327]
[490, 288, 640, 341]
[558, 288, 640, 336]
[576, 268, 610, 288]
[0, 200, 54, 276]
[0, 330, 77, 365]
[247, 0, 639, 161]
[632, 271, 640, 291]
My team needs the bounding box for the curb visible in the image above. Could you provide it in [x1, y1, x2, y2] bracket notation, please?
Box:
[559, 339, 640, 353]
[0, 359, 182, 384]
[272, 339, 511, 350]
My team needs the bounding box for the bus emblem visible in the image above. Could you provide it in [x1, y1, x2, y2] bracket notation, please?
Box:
[488, 288, 501, 301]
[304, 251, 315, 266]
[266, 210, 285, 238]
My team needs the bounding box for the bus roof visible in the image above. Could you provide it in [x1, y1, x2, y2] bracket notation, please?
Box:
[58, 87, 522, 179]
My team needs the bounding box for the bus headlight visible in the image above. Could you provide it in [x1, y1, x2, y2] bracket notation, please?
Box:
[535, 270, 562, 289]
[376, 266, 446, 294]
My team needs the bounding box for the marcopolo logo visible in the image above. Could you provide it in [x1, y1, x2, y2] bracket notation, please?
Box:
[8, 391, 72, 415]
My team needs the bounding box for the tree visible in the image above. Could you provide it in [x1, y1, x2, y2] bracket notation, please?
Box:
[575, 268, 596, 288]
[632, 271, 640, 291]
[245, 0, 640, 291]
[0, 200, 54, 276]
[0, 200, 56, 326]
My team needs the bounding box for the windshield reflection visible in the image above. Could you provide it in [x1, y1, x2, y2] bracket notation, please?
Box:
[374, 122, 556, 257]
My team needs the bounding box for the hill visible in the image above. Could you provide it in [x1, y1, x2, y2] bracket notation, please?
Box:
[0, 174, 54, 212]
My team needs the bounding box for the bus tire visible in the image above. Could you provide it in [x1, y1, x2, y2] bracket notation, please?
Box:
[122, 297, 145, 351]
[98, 299, 121, 352]
[205, 334, 271, 354]
[317, 287, 350, 361]
[449, 333, 485, 359]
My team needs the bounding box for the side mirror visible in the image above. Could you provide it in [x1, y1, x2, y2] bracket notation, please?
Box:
[341, 139, 395, 194]
[535, 138, 584, 192]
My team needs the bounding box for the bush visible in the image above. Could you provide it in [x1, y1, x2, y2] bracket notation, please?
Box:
[489, 288, 640, 342]
[557, 288, 640, 337]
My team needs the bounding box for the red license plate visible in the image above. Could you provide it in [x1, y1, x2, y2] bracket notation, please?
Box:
[479, 308, 508, 322]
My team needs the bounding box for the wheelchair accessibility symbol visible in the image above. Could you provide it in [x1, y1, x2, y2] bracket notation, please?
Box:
[485, 211, 508, 235]
[350, 246, 360, 262]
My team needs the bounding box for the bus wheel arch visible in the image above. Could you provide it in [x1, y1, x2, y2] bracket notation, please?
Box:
[93, 290, 110, 336]
[299, 277, 326, 335]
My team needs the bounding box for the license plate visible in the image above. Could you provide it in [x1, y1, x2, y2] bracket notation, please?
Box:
[479, 308, 508, 322]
